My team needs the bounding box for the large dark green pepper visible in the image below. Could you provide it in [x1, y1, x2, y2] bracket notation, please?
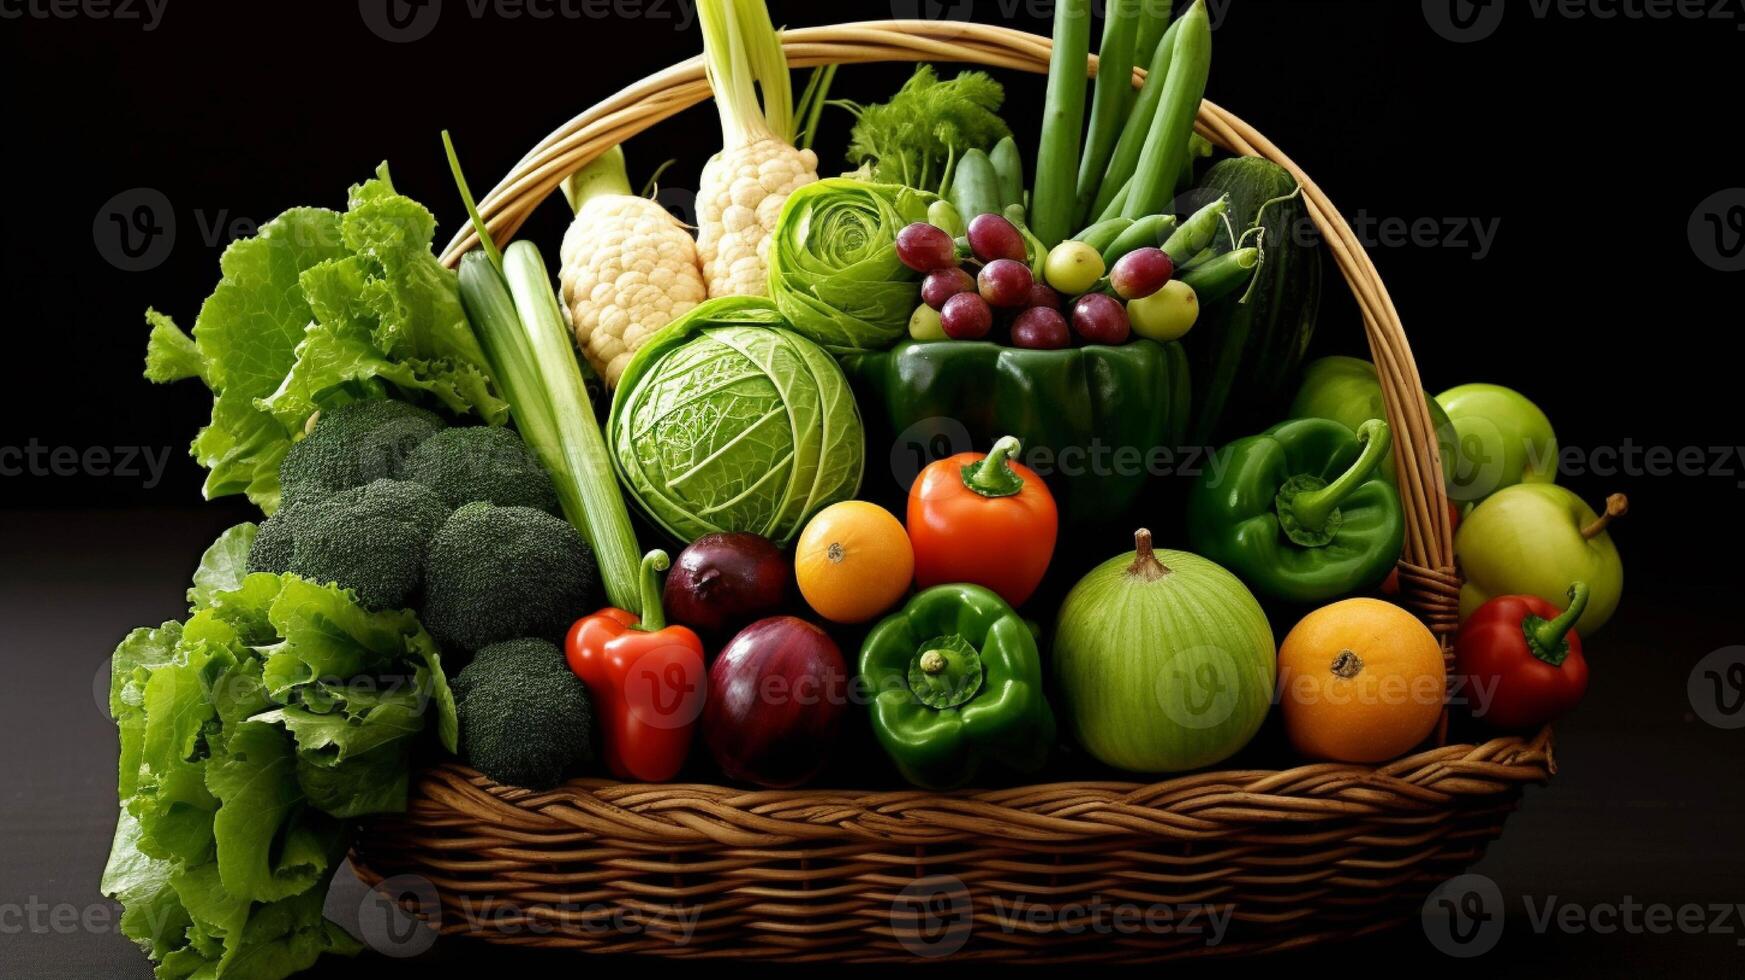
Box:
[840, 340, 1189, 526]
[859, 584, 1056, 790]
[1187, 417, 1405, 603]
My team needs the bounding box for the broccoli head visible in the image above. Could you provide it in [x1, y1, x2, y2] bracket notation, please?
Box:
[402, 426, 560, 514]
[420, 503, 598, 653]
[246, 497, 315, 574]
[452, 638, 594, 789]
[279, 399, 444, 507]
[248, 479, 451, 611]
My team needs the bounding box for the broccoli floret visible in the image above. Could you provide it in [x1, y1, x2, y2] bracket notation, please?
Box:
[402, 426, 560, 514]
[248, 479, 451, 611]
[452, 638, 594, 789]
[279, 399, 444, 507]
[421, 503, 598, 653]
[247, 497, 319, 574]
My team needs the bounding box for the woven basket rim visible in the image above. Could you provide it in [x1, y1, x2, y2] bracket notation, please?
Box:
[398, 724, 1553, 847]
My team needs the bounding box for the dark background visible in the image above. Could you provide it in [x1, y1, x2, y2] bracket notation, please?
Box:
[2, 0, 1741, 976]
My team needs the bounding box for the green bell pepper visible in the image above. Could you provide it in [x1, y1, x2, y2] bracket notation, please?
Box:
[859, 584, 1056, 790]
[1287, 355, 1462, 493]
[840, 339, 1189, 526]
[1188, 417, 1405, 603]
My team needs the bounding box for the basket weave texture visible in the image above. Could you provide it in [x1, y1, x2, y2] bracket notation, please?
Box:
[352, 20, 1555, 961]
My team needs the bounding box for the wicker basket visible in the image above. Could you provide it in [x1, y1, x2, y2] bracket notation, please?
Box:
[351, 20, 1556, 962]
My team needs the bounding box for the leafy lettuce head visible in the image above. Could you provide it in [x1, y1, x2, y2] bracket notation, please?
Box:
[766, 178, 933, 353]
[608, 298, 864, 546]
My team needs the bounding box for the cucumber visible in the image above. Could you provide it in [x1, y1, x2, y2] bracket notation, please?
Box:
[1180, 157, 1323, 444]
[949, 149, 1003, 223]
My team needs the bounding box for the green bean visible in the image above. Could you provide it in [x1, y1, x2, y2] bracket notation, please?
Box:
[1123, 0, 1212, 220]
[1090, 16, 1181, 220]
[1160, 194, 1228, 264]
[990, 136, 1025, 212]
[1133, 0, 1174, 70]
[1101, 213, 1178, 265]
[1074, 0, 1142, 230]
[1032, 0, 1093, 248]
[1096, 174, 1134, 224]
[1179, 246, 1259, 304]
[1073, 217, 1134, 252]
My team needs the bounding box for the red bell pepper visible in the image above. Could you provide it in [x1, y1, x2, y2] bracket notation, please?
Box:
[566, 550, 707, 782]
[907, 435, 1058, 607]
[1454, 581, 1591, 729]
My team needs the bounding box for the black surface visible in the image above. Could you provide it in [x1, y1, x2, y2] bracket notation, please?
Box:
[3, 0, 1743, 976]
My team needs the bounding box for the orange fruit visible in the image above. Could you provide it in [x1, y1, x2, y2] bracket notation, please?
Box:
[795, 502, 914, 624]
[1277, 598, 1446, 763]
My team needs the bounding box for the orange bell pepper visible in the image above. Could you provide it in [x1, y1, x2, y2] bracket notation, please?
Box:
[565, 551, 706, 782]
[907, 436, 1058, 607]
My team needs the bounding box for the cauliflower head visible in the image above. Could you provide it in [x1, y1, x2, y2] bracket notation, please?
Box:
[696, 138, 818, 300]
[559, 194, 707, 388]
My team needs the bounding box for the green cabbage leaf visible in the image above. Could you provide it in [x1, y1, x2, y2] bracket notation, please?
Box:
[608, 298, 864, 546]
[766, 179, 933, 353]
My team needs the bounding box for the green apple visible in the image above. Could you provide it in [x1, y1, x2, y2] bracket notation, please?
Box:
[1288, 356, 1462, 489]
[1128, 280, 1199, 342]
[1455, 484, 1625, 636]
[1436, 383, 1557, 504]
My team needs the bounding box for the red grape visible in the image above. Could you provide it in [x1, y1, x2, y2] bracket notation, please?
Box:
[978, 258, 1033, 309]
[939, 292, 994, 340]
[921, 267, 976, 309]
[1025, 282, 1063, 311]
[895, 223, 957, 272]
[1011, 307, 1071, 350]
[1109, 247, 1175, 300]
[1070, 293, 1131, 345]
[966, 213, 1027, 263]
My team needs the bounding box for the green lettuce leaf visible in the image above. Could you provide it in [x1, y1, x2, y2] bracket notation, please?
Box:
[102, 811, 193, 962]
[146, 168, 507, 514]
[260, 165, 508, 433]
[103, 532, 457, 980]
[205, 722, 344, 904]
[188, 524, 258, 610]
[145, 209, 348, 512]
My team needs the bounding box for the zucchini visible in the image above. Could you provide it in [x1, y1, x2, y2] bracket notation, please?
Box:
[1180, 157, 1323, 444]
